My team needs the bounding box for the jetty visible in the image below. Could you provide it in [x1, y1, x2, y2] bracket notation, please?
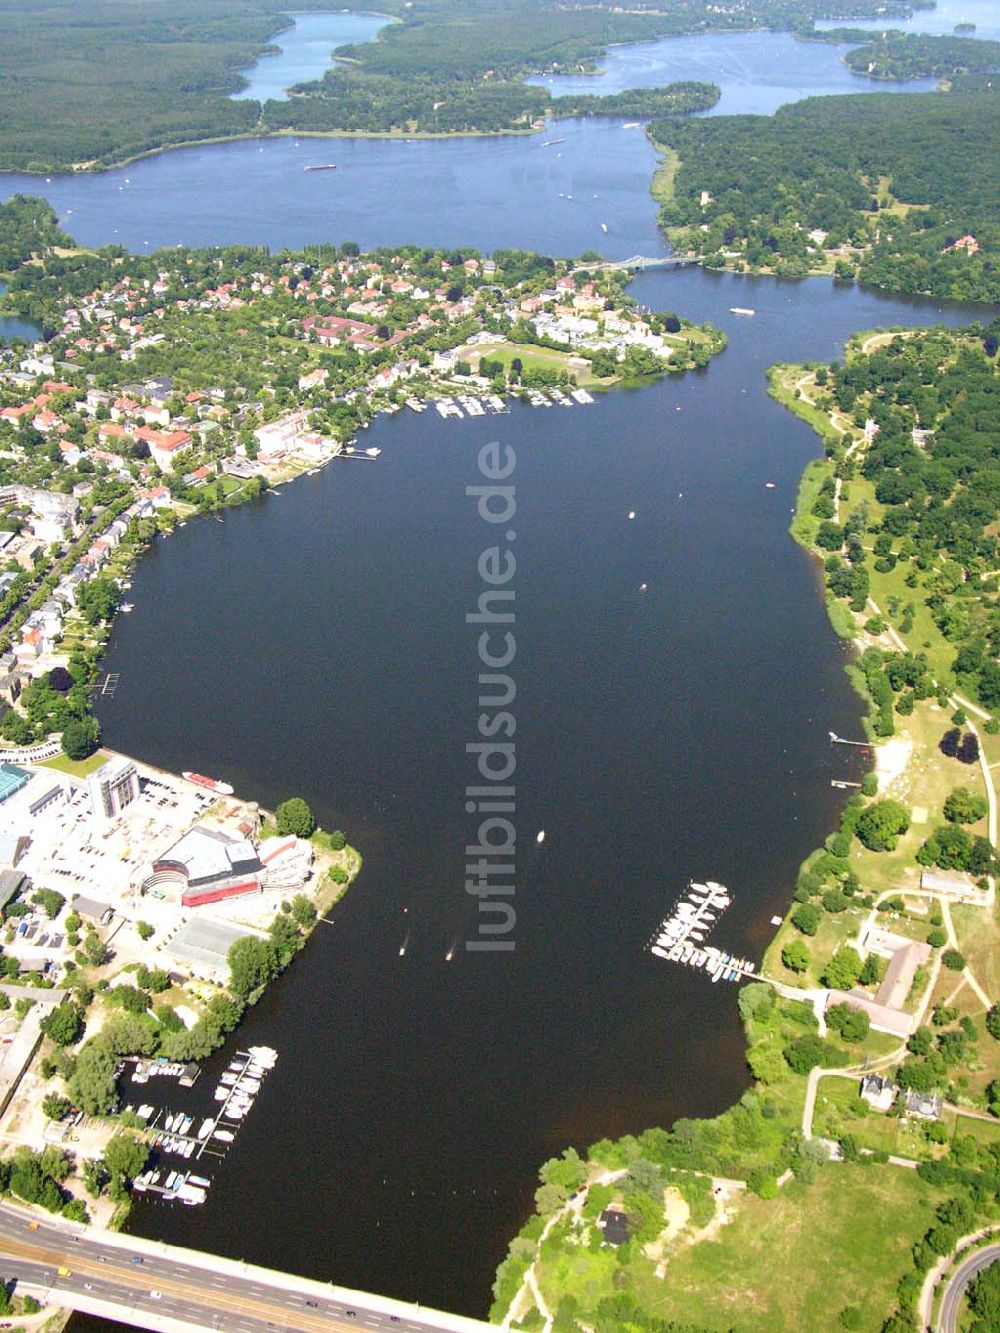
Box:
[647, 881, 756, 984]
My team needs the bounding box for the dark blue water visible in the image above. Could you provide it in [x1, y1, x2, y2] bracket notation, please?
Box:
[231, 11, 391, 103]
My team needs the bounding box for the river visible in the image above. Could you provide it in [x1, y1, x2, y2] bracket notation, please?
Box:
[13, 13, 994, 1329]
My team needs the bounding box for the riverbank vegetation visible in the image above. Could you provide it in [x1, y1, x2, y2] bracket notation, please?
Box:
[651, 86, 1000, 300]
[0, 0, 934, 170]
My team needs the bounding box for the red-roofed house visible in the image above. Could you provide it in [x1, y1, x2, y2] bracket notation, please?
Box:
[135, 427, 192, 473]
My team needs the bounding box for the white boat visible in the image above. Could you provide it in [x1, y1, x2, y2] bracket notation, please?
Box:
[536, 830, 545, 844]
[197, 1118, 214, 1140]
[240, 1078, 261, 1094]
[214, 1087, 229, 1102]
[213, 1129, 234, 1143]
[729, 307, 755, 316]
[188, 1174, 211, 1188]
[600, 223, 608, 234]
[651, 945, 670, 959]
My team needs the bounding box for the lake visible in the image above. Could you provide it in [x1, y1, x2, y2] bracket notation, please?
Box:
[7, 13, 994, 1327]
[0, 13, 962, 256]
[231, 11, 392, 103]
[82, 271, 989, 1323]
[528, 28, 937, 115]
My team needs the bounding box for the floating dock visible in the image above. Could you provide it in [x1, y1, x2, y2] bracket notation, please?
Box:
[647, 881, 756, 984]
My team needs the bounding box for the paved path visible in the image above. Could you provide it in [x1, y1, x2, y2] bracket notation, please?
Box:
[0, 1201, 492, 1333]
[933, 1235, 1000, 1332]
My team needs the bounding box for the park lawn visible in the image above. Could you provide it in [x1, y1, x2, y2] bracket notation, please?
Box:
[952, 905, 1000, 1005]
[463, 339, 607, 389]
[629, 1165, 945, 1332]
[40, 750, 110, 779]
[812, 1076, 907, 1155]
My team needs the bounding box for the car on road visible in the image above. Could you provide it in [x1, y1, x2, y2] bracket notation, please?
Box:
[131, 1256, 144, 1266]
[26, 1222, 38, 1231]
[57, 1267, 71, 1277]
[150, 1291, 162, 1300]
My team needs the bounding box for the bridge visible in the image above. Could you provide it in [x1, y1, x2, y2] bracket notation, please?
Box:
[572, 254, 702, 273]
[0, 1201, 496, 1333]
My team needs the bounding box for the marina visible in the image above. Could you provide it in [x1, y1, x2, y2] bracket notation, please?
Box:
[647, 882, 756, 984]
[431, 388, 593, 421]
[130, 1046, 278, 1205]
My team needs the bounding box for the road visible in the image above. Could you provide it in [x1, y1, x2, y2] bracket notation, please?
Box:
[937, 1241, 1000, 1332]
[0, 1202, 494, 1333]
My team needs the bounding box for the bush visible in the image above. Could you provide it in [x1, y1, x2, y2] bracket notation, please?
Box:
[942, 950, 966, 972]
[926, 928, 947, 949]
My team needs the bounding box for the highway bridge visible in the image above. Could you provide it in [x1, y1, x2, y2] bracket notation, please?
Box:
[572, 254, 702, 273]
[0, 1201, 496, 1333]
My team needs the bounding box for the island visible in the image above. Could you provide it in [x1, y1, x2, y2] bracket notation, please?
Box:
[494, 317, 1000, 1333]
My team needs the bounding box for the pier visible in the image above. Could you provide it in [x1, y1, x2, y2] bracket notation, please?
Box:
[648, 881, 756, 984]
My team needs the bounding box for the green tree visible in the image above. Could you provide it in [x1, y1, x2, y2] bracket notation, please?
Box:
[290, 894, 316, 927]
[227, 936, 280, 1001]
[943, 787, 989, 825]
[275, 797, 316, 837]
[856, 799, 910, 852]
[782, 938, 811, 973]
[40, 1002, 82, 1047]
[791, 902, 821, 936]
[62, 715, 101, 760]
[103, 1133, 149, 1185]
[41, 1092, 71, 1121]
[823, 946, 863, 991]
[69, 1037, 118, 1115]
[942, 949, 966, 972]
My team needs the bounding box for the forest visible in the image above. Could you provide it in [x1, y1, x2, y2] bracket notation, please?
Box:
[0, 0, 936, 170]
[820, 324, 1000, 712]
[844, 33, 1000, 80]
[651, 87, 1000, 300]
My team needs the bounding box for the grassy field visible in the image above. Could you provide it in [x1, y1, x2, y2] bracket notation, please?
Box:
[40, 750, 110, 778]
[627, 1166, 945, 1331]
[471, 340, 608, 388]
